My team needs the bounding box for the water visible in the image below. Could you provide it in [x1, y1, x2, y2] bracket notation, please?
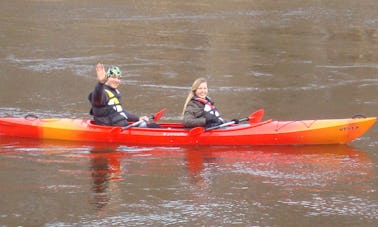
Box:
[1, 137, 376, 226]
[1, 0, 377, 226]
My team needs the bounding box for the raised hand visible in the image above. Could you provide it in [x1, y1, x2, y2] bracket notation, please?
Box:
[96, 63, 107, 84]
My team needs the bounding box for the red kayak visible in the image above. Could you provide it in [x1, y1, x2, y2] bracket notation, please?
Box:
[0, 109, 375, 146]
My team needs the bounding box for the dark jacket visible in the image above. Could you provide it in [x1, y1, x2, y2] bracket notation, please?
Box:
[88, 82, 139, 126]
[183, 96, 223, 128]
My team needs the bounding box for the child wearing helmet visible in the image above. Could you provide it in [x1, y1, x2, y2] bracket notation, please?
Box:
[88, 63, 159, 128]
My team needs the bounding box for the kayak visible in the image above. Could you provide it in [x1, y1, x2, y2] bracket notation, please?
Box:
[0, 112, 375, 146]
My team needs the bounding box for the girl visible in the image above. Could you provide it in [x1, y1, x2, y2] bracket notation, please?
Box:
[182, 78, 225, 128]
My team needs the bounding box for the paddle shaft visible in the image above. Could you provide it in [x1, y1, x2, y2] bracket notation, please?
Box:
[122, 119, 146, 130]
[206, 117, 248, 131]
[188, 109, 264, 136]
[122, 108, 166, 130]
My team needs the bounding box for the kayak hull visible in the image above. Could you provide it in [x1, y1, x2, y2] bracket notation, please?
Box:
[0, 117, 376, 146]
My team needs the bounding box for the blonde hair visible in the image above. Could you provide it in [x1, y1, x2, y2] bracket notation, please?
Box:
[182, 77, 208, 116]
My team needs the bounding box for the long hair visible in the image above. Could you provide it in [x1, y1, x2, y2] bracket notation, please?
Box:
[182, 77, 207, 116]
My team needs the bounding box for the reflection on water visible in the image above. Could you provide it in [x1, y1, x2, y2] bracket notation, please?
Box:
[88, 145, 123, 214]
[0, 136, 376, 225]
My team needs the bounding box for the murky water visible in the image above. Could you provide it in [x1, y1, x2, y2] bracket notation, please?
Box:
[1, 0, 377, 226]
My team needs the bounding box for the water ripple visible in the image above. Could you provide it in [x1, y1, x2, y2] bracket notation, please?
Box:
[280, 194, 378, 219]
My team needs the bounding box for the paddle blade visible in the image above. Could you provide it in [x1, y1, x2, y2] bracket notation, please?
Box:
[152, 108, 167, 121]
[189, 127, 205, 136]
[248, 109, 264, 124]
[110, 126, 122, 135]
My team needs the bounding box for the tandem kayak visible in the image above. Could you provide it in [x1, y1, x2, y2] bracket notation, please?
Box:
[0, 111, 376, 146]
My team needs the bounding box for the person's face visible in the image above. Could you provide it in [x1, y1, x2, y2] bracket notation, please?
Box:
[106, 75, 121, 89]
[195, 82, 208, 99]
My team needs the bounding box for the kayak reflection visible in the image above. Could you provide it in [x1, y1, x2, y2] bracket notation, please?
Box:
[1, 136, 373, 183]
[87, 144, 123, 213]
[184, 145, 374, 195]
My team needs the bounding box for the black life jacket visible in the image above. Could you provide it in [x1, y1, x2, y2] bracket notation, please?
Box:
[89, 88, 128, 126]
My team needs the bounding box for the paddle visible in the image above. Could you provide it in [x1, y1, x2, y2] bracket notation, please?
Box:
[189, 109, 264, 136]
[207, 109, 264, 130]
[109, 108, 167, 136]
[121, 108, 166, 130]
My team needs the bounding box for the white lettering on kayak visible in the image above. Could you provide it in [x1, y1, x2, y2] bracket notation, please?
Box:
[162, 132, 187, 136]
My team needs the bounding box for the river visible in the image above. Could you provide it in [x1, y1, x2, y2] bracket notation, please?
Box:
[0, 0, 377, 226]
